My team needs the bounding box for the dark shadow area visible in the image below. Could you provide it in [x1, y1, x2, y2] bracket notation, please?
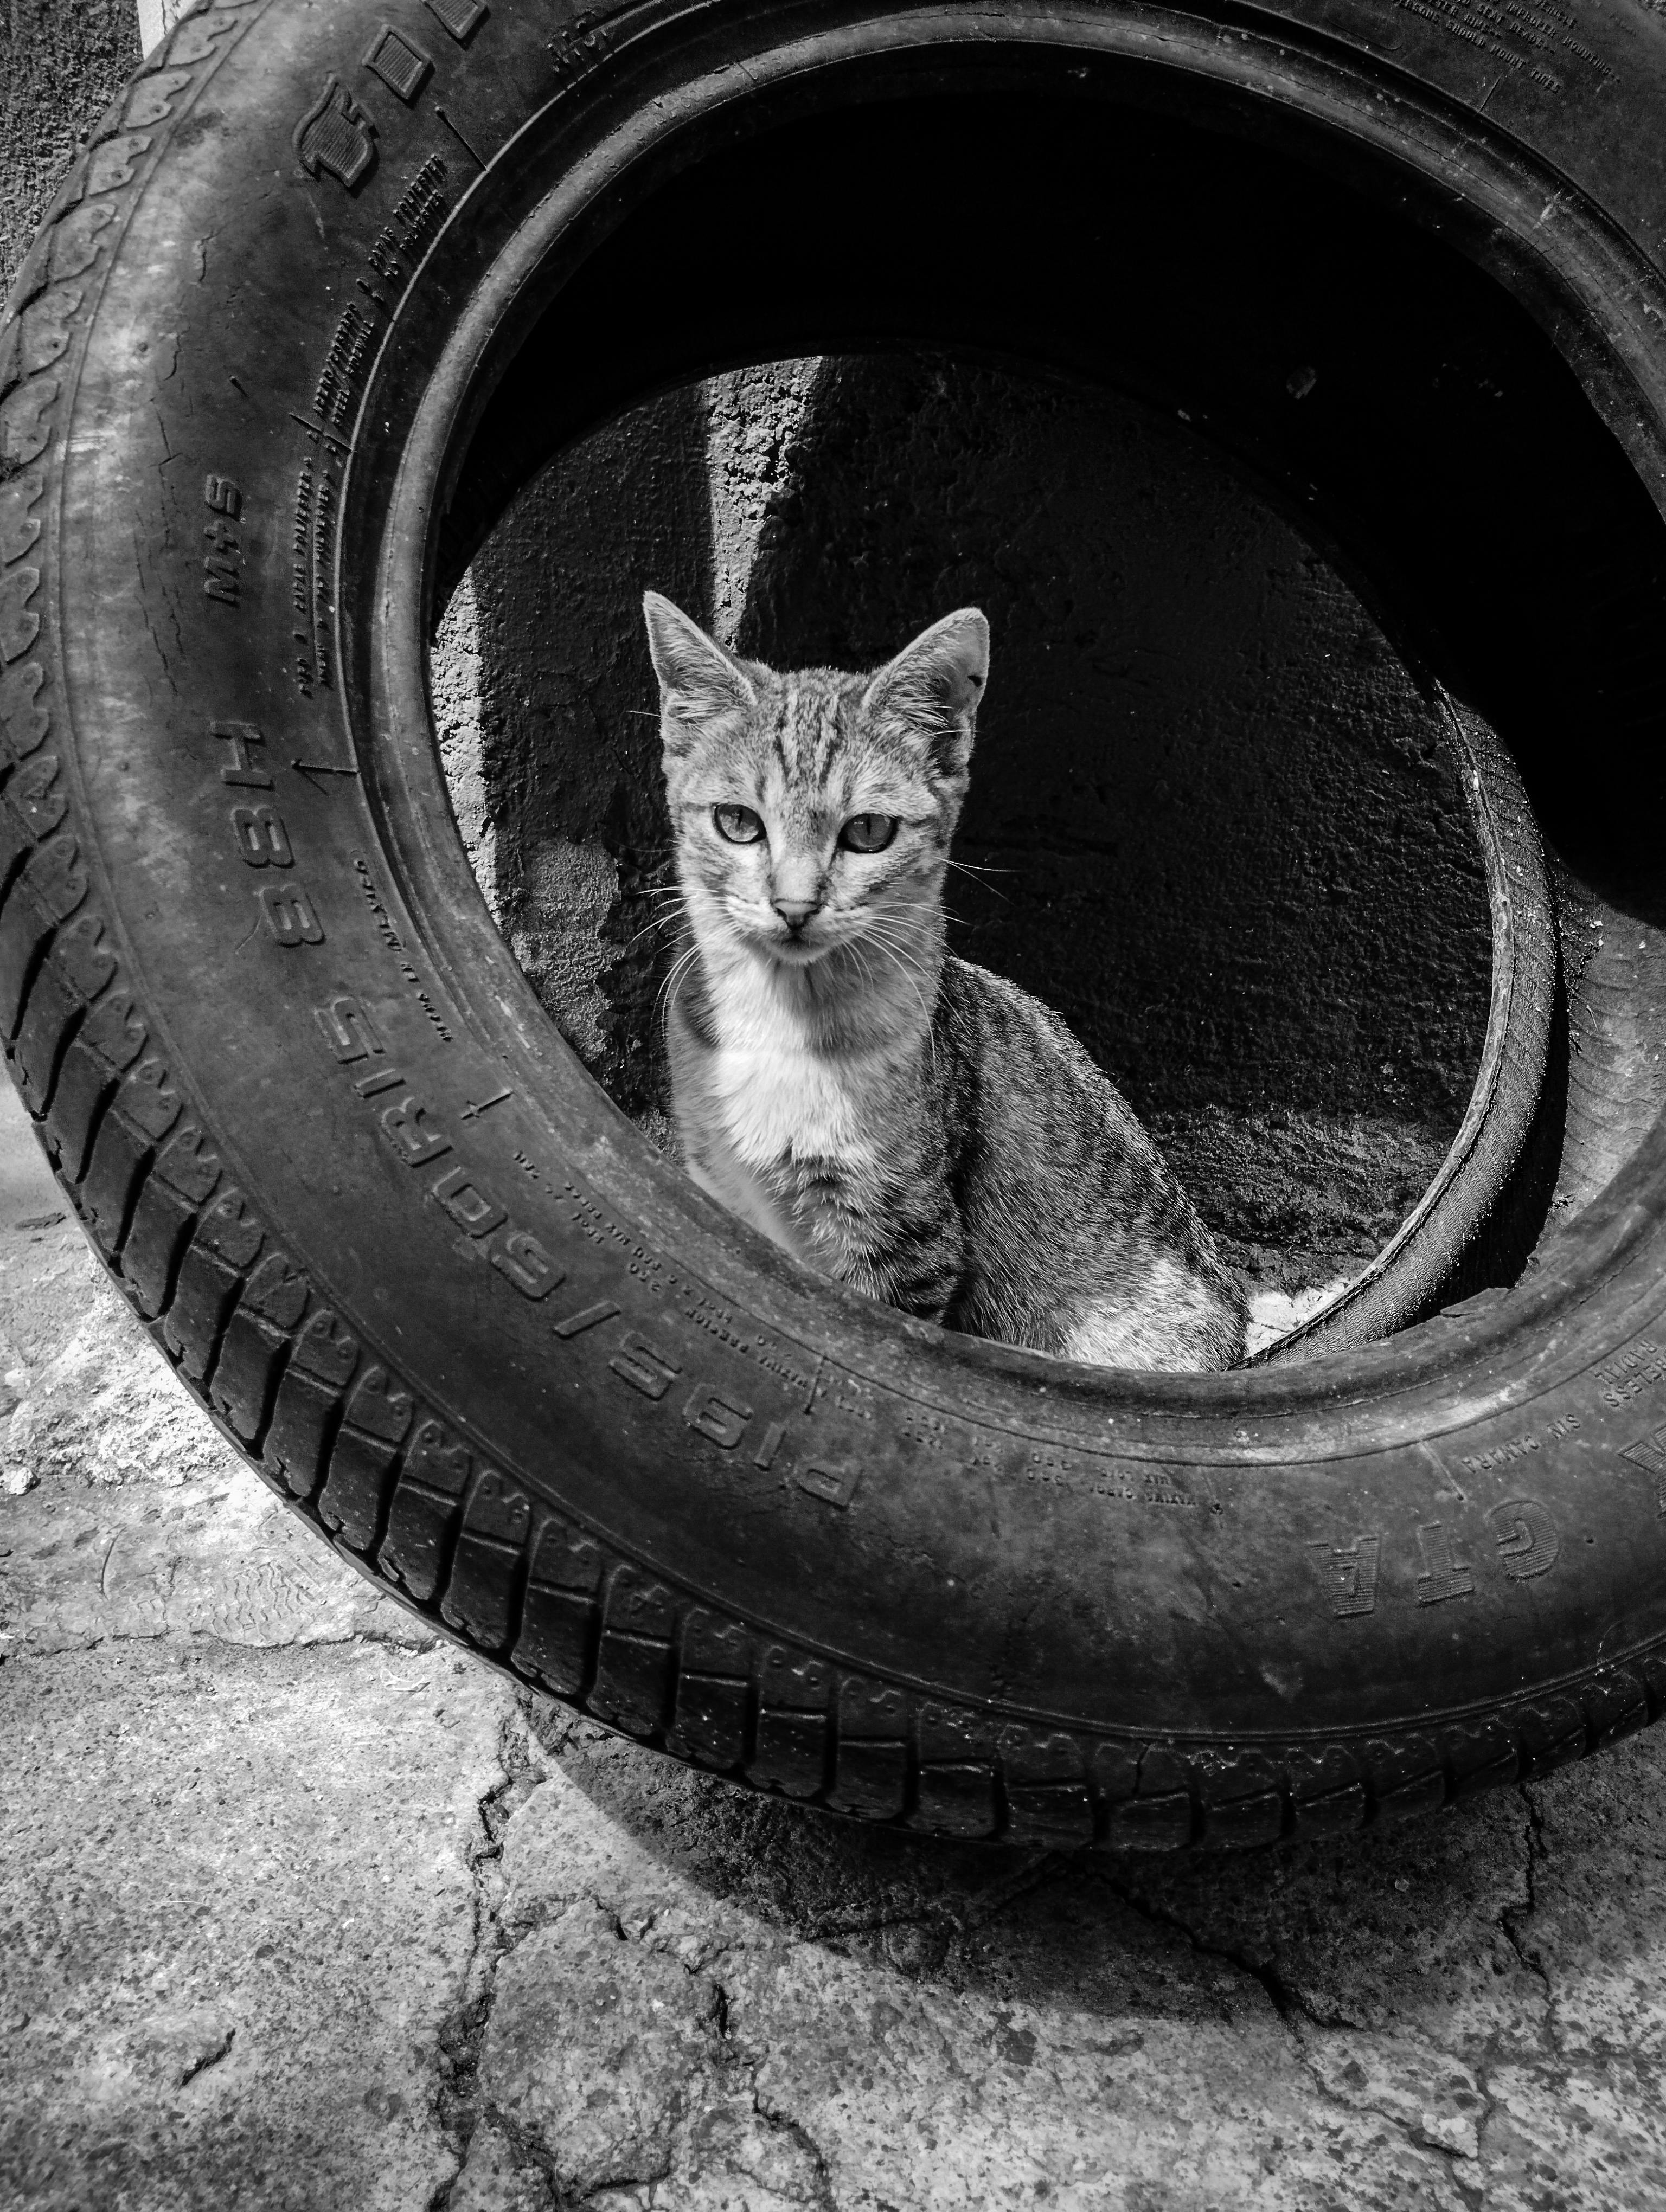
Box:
[434, 381, 713, 1128]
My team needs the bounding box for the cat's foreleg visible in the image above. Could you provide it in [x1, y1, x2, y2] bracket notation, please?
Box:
[796, 1167, 964, 1325]
[858, 1202, 965, 1327]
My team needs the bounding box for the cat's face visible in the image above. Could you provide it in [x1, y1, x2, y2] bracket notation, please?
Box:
[644, 595, 989, 971]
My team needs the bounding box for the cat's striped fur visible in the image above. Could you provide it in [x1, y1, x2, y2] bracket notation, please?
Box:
[644, 592, 1246, 1370]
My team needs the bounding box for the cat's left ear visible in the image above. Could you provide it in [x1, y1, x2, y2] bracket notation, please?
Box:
[861, 608, 990, 781]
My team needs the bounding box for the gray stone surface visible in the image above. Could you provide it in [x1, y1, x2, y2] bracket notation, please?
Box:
[3, 1068, 1666, 2208]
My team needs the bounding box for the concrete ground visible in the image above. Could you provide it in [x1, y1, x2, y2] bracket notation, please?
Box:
[2, 1084, 1666, 2210]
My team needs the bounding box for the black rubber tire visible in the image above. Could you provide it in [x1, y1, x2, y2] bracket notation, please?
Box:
[5, 0, 1666, 1853]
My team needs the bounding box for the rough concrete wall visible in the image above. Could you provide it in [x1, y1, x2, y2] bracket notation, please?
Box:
[435, 381, 709, 1133]
[0, 1, 139, 301]
[435, 355, 1491, 1308]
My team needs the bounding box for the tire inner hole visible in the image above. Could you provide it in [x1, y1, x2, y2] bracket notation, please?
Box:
[432, 353, 1492, 1353]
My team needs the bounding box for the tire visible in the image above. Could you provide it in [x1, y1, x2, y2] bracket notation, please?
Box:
[4, 0, 1666, 1853]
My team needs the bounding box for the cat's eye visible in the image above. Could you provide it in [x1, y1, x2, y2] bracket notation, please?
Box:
[713, 804, 765, 845]
[838, 813, 898, 854]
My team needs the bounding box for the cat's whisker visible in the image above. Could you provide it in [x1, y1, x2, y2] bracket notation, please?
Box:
[865, 932, 934, 1034]
[656, 939, 702, 1027]
[859, 918, 931, 969]
[618, 916, 677, 955]
[665, 936, 701, 992]
[860, 929, 943, 1072]
[629, 911, 688, 941]
[862, 943, 927, 983]
[848, 940, 898, 1005]
[617, 893, 690, 956]
[656, 966, 694, 1033]
[943, 863, 1013, 908]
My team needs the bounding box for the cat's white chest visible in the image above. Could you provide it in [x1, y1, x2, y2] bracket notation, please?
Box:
[670, 968, 886, 1266]
[711, 1014, 865, 1168]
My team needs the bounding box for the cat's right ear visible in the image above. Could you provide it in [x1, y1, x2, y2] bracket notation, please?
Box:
[643, 592, 754, 755]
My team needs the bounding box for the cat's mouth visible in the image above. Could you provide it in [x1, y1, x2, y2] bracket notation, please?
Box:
[723, 902, 840, 966]
[748, 915, 919, 976]
[761, 929, 830, 968]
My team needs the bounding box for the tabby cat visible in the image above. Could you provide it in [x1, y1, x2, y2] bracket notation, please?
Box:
[643, 591, 1246, 1370]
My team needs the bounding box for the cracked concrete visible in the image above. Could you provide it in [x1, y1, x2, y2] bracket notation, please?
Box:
[4, 1057, 1666, 2211]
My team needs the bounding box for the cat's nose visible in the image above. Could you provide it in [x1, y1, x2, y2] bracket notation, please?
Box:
[771, 893, 822, 930]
